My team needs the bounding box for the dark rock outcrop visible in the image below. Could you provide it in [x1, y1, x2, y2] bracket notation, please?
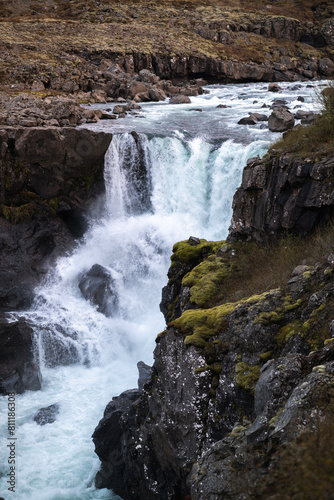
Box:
[0, 316, 42, 394]
[0, 126, 113, 310]
[93, 251, 334, 499]
[33, 403, 60, 425]
[228, 154, 334, 242]
[78, 264, 118, 317]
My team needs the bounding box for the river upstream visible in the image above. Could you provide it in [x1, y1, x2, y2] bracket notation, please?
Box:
[0, 81, 324, 499]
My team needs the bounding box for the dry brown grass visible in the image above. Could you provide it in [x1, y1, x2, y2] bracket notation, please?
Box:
[209, 221, 334, 307]
[270, 82, 334, 160]
[0, 0, 330, 86]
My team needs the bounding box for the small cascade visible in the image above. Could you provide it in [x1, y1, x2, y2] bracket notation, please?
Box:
[104, 132, 152, 218]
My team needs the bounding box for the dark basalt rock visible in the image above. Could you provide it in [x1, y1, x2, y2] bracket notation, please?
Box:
[0, 315, 42, 394]
[0, 127, 113, 310]
[78, 264, 118, 317]
[33, 403, 60, 425]
[228, 154, 334, 242]
[137, 361, 152, 391]
[93, 256, 334, 499]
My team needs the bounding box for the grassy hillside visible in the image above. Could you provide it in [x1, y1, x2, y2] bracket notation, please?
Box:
[0, 0, 333, 88]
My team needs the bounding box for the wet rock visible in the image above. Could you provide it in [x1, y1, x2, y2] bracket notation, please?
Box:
[238, 114, 258, 125]
[33, 403, 60, 425]
[78, 264, 118, 317]
[137, 361, 152, 390]
[268, 106, 295, 132]
[268, 83, 282, 92]
[92, 389, 142, 494]
[169, 95, 191, 104]
[0, 316, 42, 394]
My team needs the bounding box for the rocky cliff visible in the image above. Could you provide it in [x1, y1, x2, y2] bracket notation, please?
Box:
[93, 111, 334, 498]
[0, 126, 112, 310]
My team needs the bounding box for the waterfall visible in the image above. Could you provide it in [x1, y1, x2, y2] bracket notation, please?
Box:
[0, 131, 269, 499]
[3, 76, 321, 498]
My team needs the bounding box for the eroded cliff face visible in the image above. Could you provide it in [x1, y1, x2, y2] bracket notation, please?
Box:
[0, 126, 112, 309]
[93, 235, 334, 498]
[93, 143, 334, 498]
[228, 154, 334, 243]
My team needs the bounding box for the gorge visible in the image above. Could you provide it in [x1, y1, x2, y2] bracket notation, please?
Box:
[1, 81, 333, 499]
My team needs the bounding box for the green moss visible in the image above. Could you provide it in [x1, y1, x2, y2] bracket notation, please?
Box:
[235, 362, 261, 395]
[182, 255, 236, 308]
[207, 362, 222, 375]
[254, 311, 285, 325]
[303, 271, 312, 279]
[171, 239, 225, 267]
[171, 301, 237, 348]
[269, 406, 284, 427]
[230, 424, 246, 437]
[1, 202, 36, 224]
[260, 351, 272, 362]
[276, 320, 302, 344]
[155, 329, 167, 342]
[254, 296, 303, 325]
[49, 197, 60, 212]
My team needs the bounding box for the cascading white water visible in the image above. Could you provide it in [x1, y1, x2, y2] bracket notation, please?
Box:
[0, 81, 324, 499]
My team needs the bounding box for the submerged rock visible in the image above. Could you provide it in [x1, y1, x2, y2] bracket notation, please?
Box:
[78, 264, 118, 317]
[33, 403, 60, 425]
[0, 316, 42, 394]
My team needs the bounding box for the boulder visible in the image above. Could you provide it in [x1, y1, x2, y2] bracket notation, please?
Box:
[268, 106, 295, 132]
[138, 69, 159, 84]
[169, 95, 191, 104]
[113, 104, 128, 115]
[78, 264, 118, 317]
[0, 316, 42, 394]
[148, 88, 167, 101]
[33, 403, 60, 425]
[92, 388, 142, 493]
[128, 81, 149, 99]
[238, 114, 258, 125]
[268, 83, 282, 92]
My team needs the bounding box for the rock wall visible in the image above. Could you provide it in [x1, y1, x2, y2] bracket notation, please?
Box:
[0, 126, 112, 309]
[93, 238, 334, 499]
[228, 154, 334, 242]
